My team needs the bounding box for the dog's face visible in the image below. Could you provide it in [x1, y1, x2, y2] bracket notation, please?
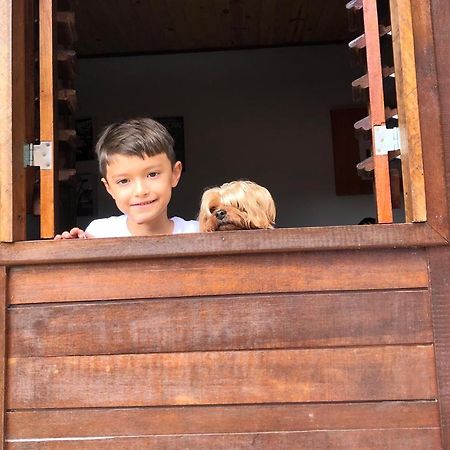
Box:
[198, 180, 276, 232]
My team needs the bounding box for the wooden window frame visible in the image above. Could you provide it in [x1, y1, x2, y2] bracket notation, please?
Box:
[0, 0, 449, 258]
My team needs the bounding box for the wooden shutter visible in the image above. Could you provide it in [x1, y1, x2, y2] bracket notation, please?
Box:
[0, 0, 29, 241]
[346, 0, 426, 223]
[39, 0, 57, 238]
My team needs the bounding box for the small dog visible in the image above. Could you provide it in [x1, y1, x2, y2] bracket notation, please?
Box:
[198, 180, 276, 232]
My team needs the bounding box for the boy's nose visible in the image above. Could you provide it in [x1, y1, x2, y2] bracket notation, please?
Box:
[134, 180, 149, 196]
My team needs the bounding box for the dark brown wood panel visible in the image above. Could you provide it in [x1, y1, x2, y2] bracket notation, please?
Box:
[8, 249, 429, 305]
[9, 290, 433, 357]
[0, 268, 6, 447]
[72, 0, 352, 57]
[430, 0, 450, 241]
[6, 401, 439, 439]
[5, 428, 442, 450]
[1, 224, 446, 266]
[413, 0, 449, 238]
[7, 346, 437, 409]
[428, 246, 450, 448]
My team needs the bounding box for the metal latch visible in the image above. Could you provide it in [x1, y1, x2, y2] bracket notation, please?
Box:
[373, 125, 401, 156]
[24, 141, 53, 169]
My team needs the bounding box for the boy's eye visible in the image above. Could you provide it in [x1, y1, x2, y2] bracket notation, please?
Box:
[117, 179, 129, 185]
[147, 171, 159, 178]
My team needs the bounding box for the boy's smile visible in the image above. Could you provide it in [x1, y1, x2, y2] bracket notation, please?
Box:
[102, 152, 182, 236]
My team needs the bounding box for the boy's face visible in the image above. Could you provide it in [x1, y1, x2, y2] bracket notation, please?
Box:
[102, 153, 182, 231]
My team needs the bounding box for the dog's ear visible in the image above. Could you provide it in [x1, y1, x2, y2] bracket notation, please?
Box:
[198, 188, 220, 232]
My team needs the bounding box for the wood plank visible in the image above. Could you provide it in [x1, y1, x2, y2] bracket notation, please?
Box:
[5, 428, 442, 450]
[427, 0, 450, 240]
[7, 346, 437, 409]
[9, 290, 433, 357]
[412, 0, 449, 238]
[8, 249, 429, 305]
[39, 0, 57, 238]
[428, 247, 450, 448]
[6, 401, 440, 439]
[362, 0, 393, 223]
[390, 0, 426, 222]
[0, 224, 445, 267]
[0, 269, 7, 448]
[0, 0, 27, 241]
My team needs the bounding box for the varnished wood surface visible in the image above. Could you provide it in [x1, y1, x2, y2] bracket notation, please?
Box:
[413, 0, 449, 238]
[9, 290, 432, 357]
[0, 0, 27, 242]
[39, 0, 56, 238]
[390, 0, 426, 223]
[8, 249, 429, 305]
[0, 269, 7, 447]
[7, 345, 437, 409]
[5, 428, 442, 449]
[7, 401, 439, 438]
[362, 0, 392, 223]
[429, 247, 450, 448]
[73, 0, 352, 57]
[431, 0, 450, 243]
[0, 223, 446, 266]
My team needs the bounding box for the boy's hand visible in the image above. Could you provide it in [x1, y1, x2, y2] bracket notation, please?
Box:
[54, 227, 93, 240]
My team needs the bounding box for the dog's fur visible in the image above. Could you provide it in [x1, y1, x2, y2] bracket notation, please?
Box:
[198, 180, 276, 232]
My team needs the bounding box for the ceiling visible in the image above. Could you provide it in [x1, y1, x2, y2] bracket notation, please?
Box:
[67, 0, 353, 57]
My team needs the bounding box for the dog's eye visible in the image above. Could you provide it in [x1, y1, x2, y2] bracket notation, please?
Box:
[209, 206, 217, 214]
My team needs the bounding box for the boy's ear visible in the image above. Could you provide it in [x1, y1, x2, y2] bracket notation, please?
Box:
[101, 177, 115, 199]
[171, 161, 182, 188]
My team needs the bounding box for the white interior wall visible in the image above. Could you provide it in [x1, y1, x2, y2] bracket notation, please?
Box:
[75, 44, 380, 229]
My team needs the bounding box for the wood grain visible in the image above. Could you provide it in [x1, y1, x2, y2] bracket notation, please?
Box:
[430, 0, 450, 243]
[7, 346, 437, 409]
[0, 0, 27, 242]
[9, 290, 433, 357]
[5, 428, 442, 450]
[6, 401, 440, 439]
[390, 0, 427, 222]
[0, 269, 7, 448]
[1, 224, 445, 266]
[362, 0, 393, 223]
[8, 249, 429, 305]
[428, 247, 450, 448]
[412, 0, 449, 238]
[39, 0, 56, 238]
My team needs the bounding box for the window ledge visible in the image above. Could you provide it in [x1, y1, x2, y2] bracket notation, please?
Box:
[0, 222, 448, 266]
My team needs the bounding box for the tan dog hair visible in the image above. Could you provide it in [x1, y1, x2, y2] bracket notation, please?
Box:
[199, 180, 276, 232]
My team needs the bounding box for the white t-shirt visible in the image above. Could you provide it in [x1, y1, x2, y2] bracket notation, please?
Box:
[85, 215, 199, 238]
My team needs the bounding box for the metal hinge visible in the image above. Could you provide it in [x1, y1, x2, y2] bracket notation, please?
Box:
[373, 125, 401, 156]
[24, 141, 53, 169]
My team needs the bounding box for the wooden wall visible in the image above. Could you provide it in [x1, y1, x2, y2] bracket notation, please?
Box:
[3, 247, 443, 449]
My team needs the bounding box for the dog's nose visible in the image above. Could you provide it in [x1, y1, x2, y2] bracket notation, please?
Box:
[215, 209, 227, 221]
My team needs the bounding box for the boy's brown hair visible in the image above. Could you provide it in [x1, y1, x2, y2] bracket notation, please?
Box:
[95, 118, 176, 177]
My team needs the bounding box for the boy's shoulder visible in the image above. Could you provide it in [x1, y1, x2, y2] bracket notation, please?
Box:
[171, 216, 199, 234]
[85, 215, 130, 238]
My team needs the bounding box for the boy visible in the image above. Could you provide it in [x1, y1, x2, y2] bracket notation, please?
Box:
[55, 118, 199, 239]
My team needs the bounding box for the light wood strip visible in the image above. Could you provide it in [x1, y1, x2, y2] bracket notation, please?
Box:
[390, 0, 426, 222]
[39, 0, 56, 238]
[6, 401, 440, 439]
[8, 249, 429, 305]
[362, 0, 393, 223]
[8, 290, 433, 357]
[5, 428, 442, 450]
[7, 346, 437, 409]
